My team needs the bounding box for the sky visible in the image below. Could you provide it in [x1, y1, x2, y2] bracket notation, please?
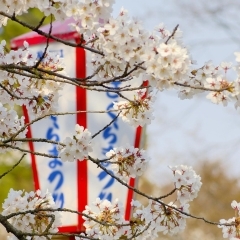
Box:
[112, 0, 240, 185]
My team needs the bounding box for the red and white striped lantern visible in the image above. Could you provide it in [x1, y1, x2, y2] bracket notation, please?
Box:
[11, 19, 144, 233]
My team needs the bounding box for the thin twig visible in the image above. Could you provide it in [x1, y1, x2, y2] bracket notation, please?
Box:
[91, 112, 120, 139]
[165, 24, 179, 44]
[33, 16, 47, 30]
[0, 143, 57, 159]
[0, 154, 26, 180]
[157, 187, 177, 199]
[34, 15, 53, 68]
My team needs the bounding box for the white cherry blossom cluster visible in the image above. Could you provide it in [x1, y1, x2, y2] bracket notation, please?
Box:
[79, 165, 200, 239]
[81, 198, 129, 239]
[126, 165, 200, 238]
[113, 89, 155, 127]
[87, 9, 191, 85]
[0, 40, 64, 116]
[143, 40, 191, 90]
[205, 75, 233, 106]
[177, 60, 217, 100]
[0, 0, 115, 27]
[177, 57, 240, 108]
[129, 199, 189, 238]
[201, 61, 236, 107]
[2, 189, 62, 240]
[105, 146, 149, 181]
[169, 165, 202, 204]
[0, 103, 27, 153]
[4, 0, 240, 114]
[76, 6, 240, 114]
[59, 124, 92, 162]
[68, 0, 115, 35]
[218, 200, 240, 240]
[89, 8, 149, 80]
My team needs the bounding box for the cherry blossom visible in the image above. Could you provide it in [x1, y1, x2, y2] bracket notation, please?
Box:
[169, 165, 202, 204]
[82, 198, 130, 239]
[59, 124, 92, 162]
[129, 199, 189, 239]
[0, 0, 115, 29]
[0, 40, 65, 116]
[113, 89, 155, 127]
[218, 200, 240, 239]
[2, 189, 62, 240]
[204, 76, 233, 106]
[0, 103, 27, 153]
[106, 146, 150, 181]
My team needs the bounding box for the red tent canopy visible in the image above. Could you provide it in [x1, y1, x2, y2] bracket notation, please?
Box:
[11, 18, 78, 48]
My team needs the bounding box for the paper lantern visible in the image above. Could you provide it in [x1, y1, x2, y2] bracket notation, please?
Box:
[11, 19, 144, 233]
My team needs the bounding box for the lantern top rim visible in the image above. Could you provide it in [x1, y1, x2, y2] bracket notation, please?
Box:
[10, 17, 78, 48]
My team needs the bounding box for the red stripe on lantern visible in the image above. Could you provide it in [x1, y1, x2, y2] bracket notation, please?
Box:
[76, 46, 87, 231]
[22, 105, 40, 190]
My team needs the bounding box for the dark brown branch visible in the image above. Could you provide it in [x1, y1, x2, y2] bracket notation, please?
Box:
[0, 214, 27, 240]
[0, 11, 104, 56]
